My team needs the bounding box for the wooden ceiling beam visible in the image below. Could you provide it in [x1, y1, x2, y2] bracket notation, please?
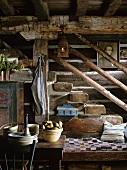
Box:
[0, 39, 28, 59]
[30, 0, 49, 21]
[76, 0, 89, 16]
[104, 0, 122, 16]
[0, 0, 15, 15]
[20, 31, 58, 41]
[0, 16, 127, 35]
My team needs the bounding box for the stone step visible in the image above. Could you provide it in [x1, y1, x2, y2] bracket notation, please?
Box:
[72, 86, 127, 101]
[53, 82, 73, 92]
[69, 92, 89, 103]
[84, 103, 106, 115]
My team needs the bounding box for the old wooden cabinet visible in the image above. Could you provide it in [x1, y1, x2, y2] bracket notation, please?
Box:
[0, 81, 24, 127]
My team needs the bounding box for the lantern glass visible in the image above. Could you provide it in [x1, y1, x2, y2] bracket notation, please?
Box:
[57, 36, 69, 58]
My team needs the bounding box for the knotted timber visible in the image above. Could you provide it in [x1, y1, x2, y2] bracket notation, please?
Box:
[50, 55, 127, 112]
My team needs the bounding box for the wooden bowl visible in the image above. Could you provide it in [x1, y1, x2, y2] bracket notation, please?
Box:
[42, 128, 63, 142]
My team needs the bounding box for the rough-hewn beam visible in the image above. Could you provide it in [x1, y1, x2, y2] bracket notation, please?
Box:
[30, 0, 49, 21]
[104, 0, 122, 16]
[33, 39, 48, 66]
[76, 0, 88, 16]
[20, 31, 58, 40]
[1, 16, 127, 34]
[0, 0, 15, 15]
[2, 40, 28, 59]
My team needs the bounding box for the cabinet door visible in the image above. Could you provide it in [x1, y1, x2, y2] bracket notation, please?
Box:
[17, 83, 24, 123]
[0, 86, 10, 126]
[0, 82, 24, 127]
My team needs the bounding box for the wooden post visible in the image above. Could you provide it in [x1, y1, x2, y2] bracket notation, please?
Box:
[40, 40, 49, 121]
[50, 55, 127, 112]
[75, 33, 127, 74]
[33, 39, 46, 66]
[69, 47, 127, 93]
[33, 39, 49, 122]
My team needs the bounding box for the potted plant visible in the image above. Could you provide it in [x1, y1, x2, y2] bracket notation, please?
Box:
[0, 54, 24, 80]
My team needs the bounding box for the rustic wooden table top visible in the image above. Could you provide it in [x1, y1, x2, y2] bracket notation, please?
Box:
[63, 137, 127, 162]
[37, 134, 66, 149]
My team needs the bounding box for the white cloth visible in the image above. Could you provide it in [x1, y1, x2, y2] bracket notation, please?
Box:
[31, 54, 46, 115]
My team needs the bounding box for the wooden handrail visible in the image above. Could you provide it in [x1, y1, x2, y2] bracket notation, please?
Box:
[50, 55, 127, 112]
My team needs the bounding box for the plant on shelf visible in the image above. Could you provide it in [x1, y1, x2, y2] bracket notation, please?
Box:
[0, 54, 24, 71]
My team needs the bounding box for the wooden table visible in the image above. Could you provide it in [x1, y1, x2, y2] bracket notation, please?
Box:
[0, 135, 65, 170]
[62, 137, 127, 169]
[63, 150, 127, 161]
[63, 148, 127, 169]
[33, 135, 65, 170]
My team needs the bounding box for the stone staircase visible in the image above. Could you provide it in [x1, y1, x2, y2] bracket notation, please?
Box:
[49, 81, 120, 123]
[48, 71, 127, 120]
[48, 71, 124, 124]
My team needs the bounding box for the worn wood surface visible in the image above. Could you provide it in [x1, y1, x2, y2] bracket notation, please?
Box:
[2, 40, 28, 59]
[63, 151, 127, 161]
[0, 0, 15, 15]
[0, 82, 24, 127]
[33, 39, 49, 121]
[1, 16, 127, 34]
[30, 0, 49, 21]
[20, 31, 58, 41]
[33, 39, 47, 66]
[104, 0, 122, 16]
[76, 0, 88, 16]
[62, 160, 127, 170]
[0, 0, 127, 24]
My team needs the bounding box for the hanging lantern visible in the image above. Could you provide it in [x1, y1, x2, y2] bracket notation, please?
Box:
[57, 35, 69, 58]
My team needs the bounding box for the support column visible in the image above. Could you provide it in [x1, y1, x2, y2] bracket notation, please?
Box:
[33, 39, 49, 123]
